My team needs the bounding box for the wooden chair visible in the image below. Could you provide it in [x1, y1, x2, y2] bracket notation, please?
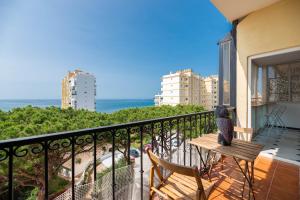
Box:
[234, 126, 254, 142]
[147, 149, 214, 200]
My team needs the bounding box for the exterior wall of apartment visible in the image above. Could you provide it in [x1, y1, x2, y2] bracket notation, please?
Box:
[156, 69, 218, 110]
[200, 76, 219, 110]
[160, 69, 201, 106]
[61, 70, 96, 111]
[236, 0, 300, 127]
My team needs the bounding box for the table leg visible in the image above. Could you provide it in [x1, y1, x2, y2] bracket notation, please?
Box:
[196, 146, 213, 177]
[196, 146, 206, 169]
[251, 161, 255, 184]
[233, 158, 255, 200]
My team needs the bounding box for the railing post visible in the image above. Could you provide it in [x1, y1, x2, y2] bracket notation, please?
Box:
[93, 133, 97, 182]
[189, 116, 192, 166]
[176, 119, 180, 164]
[127, 128, 131, 165]
[44, 141, 48, 200]
[169, 120, 172, 162]
[183, 117, 186, 166]
[71, 136, 75, 200]
[139, 125, 144, 200]
[199, 114, 202, 137]
[8, 146, 13, 200]
[112, 130, 116, 200]
[151, 123, 154, 153]
[160, 121, 164, 158]
[204, 113, 207, 134]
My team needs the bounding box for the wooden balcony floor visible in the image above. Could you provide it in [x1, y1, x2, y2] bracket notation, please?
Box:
[208, 155, 300, 200]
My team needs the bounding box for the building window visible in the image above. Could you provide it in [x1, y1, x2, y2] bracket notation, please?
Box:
[264, 64, 300, 103]
[221, 41, 231, 105]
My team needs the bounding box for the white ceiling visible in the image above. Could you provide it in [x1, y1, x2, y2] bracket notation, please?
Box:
[210, 0, 281, 22]
[253, 50, 300, 66]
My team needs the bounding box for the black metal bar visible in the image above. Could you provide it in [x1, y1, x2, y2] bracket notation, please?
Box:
[44, 142, 48, 200]
[169, 120, 172, 162]
[160, 121, 164, 158]
[151, 123, 154, 153]
[112, 130, 116, 200]
[189, 116, 192, 166]
[200, 114, 202, 137]
[204, 113, 207, 134]
[127, 128, 131, 165]
[208, 113, 211, 132]
[139, 126, 144, 200]
[195, 115, 198, 137]
[176, 119, 179, 147]
[183, 117, 186, 166]
[176, 119, 180, 164]
[8, 146, 13, 200]
[71, 137, 75, 200]
[93, 133, 97, 182]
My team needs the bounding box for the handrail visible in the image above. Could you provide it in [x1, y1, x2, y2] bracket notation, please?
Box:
[0, 110, 215, 148]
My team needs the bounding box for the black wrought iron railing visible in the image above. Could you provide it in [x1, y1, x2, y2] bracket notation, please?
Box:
[0, 109, 235, 200]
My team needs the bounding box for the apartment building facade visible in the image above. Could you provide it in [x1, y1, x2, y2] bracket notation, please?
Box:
[214, 0, 300, 129]
[62, 69, 96, 111]
[157, 69, 201, 106]
[200, 75, 219, 110]
[155, 69, 218, 110]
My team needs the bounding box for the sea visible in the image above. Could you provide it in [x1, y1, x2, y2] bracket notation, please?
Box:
[0, 99, 154, 113]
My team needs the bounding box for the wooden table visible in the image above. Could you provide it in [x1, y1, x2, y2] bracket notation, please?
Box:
[189, 134, 264, 200]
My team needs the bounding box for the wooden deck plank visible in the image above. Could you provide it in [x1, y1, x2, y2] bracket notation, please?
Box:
[153, 156, 300, 200]
[208, 156, 300, 200]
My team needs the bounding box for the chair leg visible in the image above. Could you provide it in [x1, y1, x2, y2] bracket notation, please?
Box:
[220, 155, 225, 170]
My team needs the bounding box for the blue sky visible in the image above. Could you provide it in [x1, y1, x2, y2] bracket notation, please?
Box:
[0, 0, 230, 99]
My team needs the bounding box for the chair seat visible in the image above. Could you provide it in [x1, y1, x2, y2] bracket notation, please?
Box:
[157, 173, 214, 200]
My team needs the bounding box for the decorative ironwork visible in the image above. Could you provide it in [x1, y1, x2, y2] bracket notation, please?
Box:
[48, 138, 72, 150]
[13, 145, 29, 157]
[0, 109, 235, 200]
[30, 142, 45, 155]
[0, 148, 9, 162]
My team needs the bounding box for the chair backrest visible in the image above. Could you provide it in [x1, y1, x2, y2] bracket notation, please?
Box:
[234, 126, 254, 141]
[146, 149, 206, 198]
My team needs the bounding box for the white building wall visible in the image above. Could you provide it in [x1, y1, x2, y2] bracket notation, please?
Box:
[155, 69, 218, 110]
[71, 73, 96, 111]
[200, 76, 219, 110]
[62, 70, 96, 111]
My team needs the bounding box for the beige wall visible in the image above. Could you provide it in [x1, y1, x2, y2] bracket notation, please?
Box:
[236, 0, 300, 127]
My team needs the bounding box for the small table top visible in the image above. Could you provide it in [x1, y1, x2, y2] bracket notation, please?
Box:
[189, 134, 264, 162]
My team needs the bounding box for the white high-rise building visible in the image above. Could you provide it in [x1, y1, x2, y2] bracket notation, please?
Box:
[158, 69, 201, 106]
[200, 75, 219, 110]
[155, 69, 219, 110]
[62, 69, 96, 111]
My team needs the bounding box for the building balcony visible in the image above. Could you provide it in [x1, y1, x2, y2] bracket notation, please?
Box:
[0, 109, 299, 200]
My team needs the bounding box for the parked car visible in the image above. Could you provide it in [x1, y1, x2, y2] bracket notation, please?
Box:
[130, 148, 140, 158]
[171, 140, 179, 148]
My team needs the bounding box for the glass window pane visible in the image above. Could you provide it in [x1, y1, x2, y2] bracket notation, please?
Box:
[222, 41, 230, 105]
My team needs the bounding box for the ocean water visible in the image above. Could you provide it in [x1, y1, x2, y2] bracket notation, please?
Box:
[0, 99, 154, 113]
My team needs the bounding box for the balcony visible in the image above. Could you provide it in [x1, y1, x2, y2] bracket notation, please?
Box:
[0, 109, 299, 200]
